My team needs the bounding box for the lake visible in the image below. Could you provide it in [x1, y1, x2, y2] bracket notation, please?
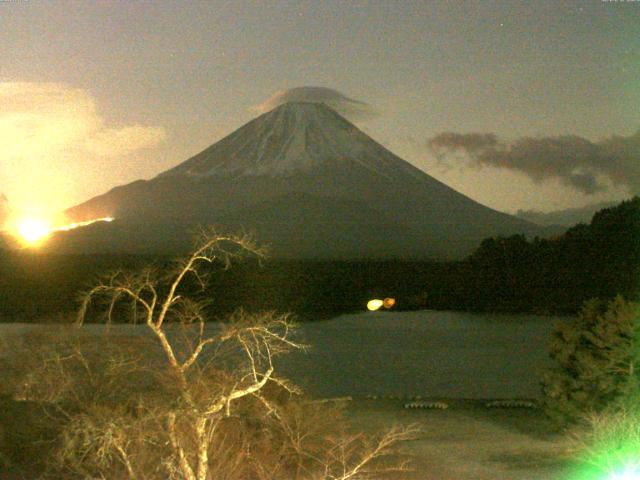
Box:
[0, 310, 566, 400]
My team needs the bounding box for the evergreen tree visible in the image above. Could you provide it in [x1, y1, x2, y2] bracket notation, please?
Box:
[541, 296, 639, 426]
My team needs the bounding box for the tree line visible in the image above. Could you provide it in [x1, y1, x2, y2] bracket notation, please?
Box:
[446, 196, 639, 313]
[0, 197, 637, 321]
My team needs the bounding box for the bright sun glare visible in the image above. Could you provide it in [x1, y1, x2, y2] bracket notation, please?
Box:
[17, 218, 51, 244]
[13, 216, 115, 247]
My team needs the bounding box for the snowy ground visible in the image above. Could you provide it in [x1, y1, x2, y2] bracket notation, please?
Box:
[0, 310, 564, 400]
[345, 398, 574, 480]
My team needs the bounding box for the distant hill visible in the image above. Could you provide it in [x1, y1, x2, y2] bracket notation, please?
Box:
[516, 201, 621, 227]
[49, 102, 547, 259]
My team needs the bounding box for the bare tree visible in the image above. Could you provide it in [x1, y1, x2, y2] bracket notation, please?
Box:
[5, 230, 417, 479]
[74, 230, 308, 480]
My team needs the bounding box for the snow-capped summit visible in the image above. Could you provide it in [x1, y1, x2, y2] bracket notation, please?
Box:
[56, 102, 546, 259]
[159, 102, 419, 181]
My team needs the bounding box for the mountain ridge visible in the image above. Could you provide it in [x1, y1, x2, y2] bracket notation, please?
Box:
[516, 201, 621, 227]
[55, 102, 547, 259]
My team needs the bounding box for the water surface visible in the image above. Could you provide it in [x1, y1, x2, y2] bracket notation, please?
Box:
[0, 310, 566, 399]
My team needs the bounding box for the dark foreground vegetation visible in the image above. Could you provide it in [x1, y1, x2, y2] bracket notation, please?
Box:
[1, 233, 417, 479]
[1, 197, 637, 322]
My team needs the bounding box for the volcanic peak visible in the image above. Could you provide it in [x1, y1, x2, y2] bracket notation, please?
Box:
[158, 101, 399, 179]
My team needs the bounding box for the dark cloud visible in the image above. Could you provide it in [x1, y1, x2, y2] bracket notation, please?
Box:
[428, 130, 640, 195]
[254, 86, 377, 120]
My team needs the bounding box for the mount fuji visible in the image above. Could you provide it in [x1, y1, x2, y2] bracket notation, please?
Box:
[50, 102, 544, 259]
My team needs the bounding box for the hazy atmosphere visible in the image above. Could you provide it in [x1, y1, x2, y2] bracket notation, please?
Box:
[1, 2, 639, 479]
[1, 0, 638, 224]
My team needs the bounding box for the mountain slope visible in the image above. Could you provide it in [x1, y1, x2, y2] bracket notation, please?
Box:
[53, 102, 543, 259]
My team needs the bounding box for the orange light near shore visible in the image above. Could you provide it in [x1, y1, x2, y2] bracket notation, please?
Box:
[367, 297, 396, 312]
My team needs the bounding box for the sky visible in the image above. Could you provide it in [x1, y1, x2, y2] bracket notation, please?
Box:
[1, 0, 638, 226]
